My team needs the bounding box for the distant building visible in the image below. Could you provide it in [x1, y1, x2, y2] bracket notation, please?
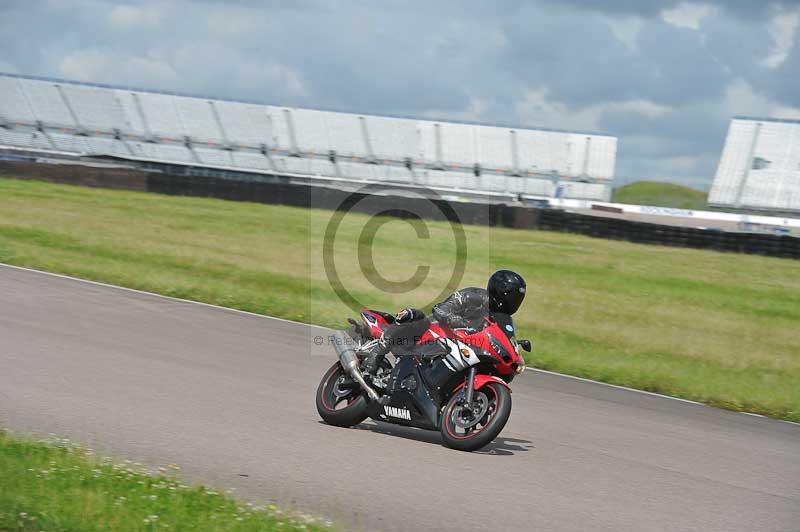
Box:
[0, 73, 617, 201]
[709, 117, 800, 214]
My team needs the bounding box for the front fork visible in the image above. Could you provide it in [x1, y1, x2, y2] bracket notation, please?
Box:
[463, 367, 477, 406]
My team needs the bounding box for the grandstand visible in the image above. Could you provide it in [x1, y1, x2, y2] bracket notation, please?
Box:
[709, 117, 800, 214]
[0, 73, 617, 200]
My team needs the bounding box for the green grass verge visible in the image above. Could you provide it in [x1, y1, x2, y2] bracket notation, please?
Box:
[613, 181, 708, 210]
[0, 430, 330, 531]
[0, 178, 798, 422]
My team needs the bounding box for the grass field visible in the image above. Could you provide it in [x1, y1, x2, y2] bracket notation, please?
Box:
[0, 429, 329, 531]
[1, 178, 799, 422]
[613, 181, 708, 210]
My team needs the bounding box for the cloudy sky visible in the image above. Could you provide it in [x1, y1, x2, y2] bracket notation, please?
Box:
[2, 0, 799, 189]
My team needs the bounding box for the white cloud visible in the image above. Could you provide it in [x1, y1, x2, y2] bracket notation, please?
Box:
[168, 43, 308, 102]
[772, 104, 800, 120]
[516, 87, 669, 132]
[602, 15, 645, 50]
[57, 49, 181, 87]
[660, 2, 713, 31]
[420, 97, 490, 123]
[107, 4, 164, 29]
[763, 7, 800, 69]
[722, 78, 800, 119]
[262, 64, 307, 98]
[516, 87, 603, 131]
[609, 99, 671, 118]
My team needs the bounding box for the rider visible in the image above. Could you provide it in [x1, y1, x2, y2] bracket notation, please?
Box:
[363, 269, 527, 375]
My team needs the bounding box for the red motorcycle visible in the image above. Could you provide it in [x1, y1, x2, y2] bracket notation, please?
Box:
[316, 309, 531, 451]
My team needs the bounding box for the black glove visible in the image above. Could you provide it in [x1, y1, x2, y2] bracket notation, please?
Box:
[395, 308, 425, 324]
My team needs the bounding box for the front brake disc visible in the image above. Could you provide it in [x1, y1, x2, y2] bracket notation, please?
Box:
[453, 392, 489, 430]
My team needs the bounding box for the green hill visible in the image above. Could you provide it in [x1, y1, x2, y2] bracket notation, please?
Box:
[613, 181, 707, 210]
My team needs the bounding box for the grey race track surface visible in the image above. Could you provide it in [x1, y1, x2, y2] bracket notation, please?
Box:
[1, 264, 799, 532]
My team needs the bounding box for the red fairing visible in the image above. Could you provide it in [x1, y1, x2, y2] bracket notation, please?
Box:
[419, 319, 523, 377]
[361, 310, 524, 379]
[417, 322, 448, 343]
[359, 309, 392, 338]
[457, 320, 522, 378]
[455, 374, 512, 393]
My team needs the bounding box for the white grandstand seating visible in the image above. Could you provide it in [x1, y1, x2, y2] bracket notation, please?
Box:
[173, 97, 226, 144]
[261, 106, 294, 153]
[81, 136, 116, 154]
[325, 112, 366, 157]
[476, 173, 509, 193]
[437, 122, 477, 167]
[423, 169, 479, 190]
[129, 142, 196, 164]
[22, 82, 74, 127]
[521, 177, 554, 196]
[47, 131, 93, 153]
[585, 135, 616, 180]
[194, 147, 235, 167]
[83, 136, 132, 157]
[742, 121, 799, 210]
[60, 84, 128, 132]
[415, 122, 438, 164]
[541, 132, 568, 176]
[112, 91, 147, 135]
[336, 161, 381, 181]
[133, 92, 183, 138]
[277, 156, 319, 175]
[378, 165, 415, 183]
[367, 115, 418, 160]
[288, 109, 325, 153]
[307, 158, 336, 177]
[565, 134, 589, 177]
[0, 77, 37, 123]
[216, 101, 274, 146]
[476, 126, 512, 170]
[0, 73, 618, 201]
[710, 117, 800, 211]
[229, 151, 273, 172]
[0, 128, 54, 151]
[710, 121, 753, 205]
[516, 129, 552, 174]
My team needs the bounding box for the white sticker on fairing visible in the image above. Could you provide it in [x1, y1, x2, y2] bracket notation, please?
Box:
[443, 339, 480, 370]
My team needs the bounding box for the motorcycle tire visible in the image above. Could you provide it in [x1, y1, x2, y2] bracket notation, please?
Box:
[316, 362, 368, 427]
[440, 381, 512, 452]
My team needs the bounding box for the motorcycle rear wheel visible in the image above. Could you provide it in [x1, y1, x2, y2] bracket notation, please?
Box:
[316, 362, 368, 427]
[440, 382, 512, 452]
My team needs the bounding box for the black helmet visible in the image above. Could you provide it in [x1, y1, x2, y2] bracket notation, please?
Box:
[487, 270, 526, 315]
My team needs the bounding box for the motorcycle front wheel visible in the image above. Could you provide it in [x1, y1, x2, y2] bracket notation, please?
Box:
[440, 382, 512, 452]
[315, 362, 368, 427]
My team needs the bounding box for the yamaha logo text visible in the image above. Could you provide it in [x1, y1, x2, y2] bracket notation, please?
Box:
[383, 405, 411, 420]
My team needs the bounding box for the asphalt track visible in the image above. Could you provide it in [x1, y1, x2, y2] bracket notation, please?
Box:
[1, 264, 799, 532]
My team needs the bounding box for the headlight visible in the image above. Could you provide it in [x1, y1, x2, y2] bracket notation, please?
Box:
[515, 355, 526, 374]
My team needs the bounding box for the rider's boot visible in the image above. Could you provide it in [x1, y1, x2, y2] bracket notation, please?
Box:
[362, 338, 390, 376]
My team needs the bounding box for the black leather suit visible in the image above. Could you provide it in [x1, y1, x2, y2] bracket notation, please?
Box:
[381, 287, 489, 354]
[431, 287, 489, 330]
